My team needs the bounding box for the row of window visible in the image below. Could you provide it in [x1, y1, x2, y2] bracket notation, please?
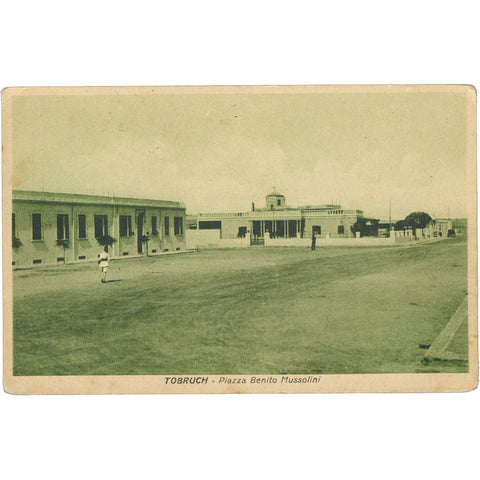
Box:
[312, 225, 345, 235]
[12, 213, 183, 241]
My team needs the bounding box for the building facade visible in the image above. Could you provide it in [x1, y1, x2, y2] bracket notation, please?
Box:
[195, 190, 364, 244]
[12, 190, 186, 267]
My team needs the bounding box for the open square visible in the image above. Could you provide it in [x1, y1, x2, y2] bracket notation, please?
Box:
[13, 237, 468, 376]
[4, 85, 476, 393]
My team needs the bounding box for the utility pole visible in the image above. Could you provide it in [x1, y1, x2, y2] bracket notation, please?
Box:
[389, 197, 392, 228]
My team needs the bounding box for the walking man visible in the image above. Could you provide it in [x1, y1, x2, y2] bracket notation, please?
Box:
[311, 232, 316, 251]
[98, 247, 109, 283]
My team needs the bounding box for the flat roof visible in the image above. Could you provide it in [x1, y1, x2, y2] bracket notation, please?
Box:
[13, 190, 185, 210]
[301, 204, 341, 210]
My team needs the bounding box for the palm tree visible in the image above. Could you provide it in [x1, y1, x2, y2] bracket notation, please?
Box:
[56, 239, 70, 263]
[96, 234, 116, 253]
[12, 237, 22, 249]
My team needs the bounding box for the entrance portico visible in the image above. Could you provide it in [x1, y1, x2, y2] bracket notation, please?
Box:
[251, 214, 302, 239]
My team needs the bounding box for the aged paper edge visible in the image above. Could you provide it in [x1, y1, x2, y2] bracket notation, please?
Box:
[2, 85, 478, 394]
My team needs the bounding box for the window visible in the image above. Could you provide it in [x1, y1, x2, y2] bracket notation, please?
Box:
[152, 216, 158, 235]
[199, 221, 221, 230]
[164, 216, 170, 236]
[120, 215, 132, 236]
[57, 214, 69, 240]
[94, 215, 108, 238]
[312, 225, 321, 235]
[78, 215, 86, 238]
[277, 199, 281, 206]
[338, 225, 345, 235]
[174, 217, 183, 235]
[32, 213, 42, 240]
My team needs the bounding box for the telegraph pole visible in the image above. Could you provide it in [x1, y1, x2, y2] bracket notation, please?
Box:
[389, 197, 392, 228]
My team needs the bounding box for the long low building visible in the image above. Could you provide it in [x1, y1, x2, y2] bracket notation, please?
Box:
[12, 190, 186, 267]
[195, 190, 364, 244]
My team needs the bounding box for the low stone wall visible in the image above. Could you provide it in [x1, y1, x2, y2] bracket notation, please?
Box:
[264, 235, 397, 247]
[264, 236, 310, 247]
[218, 235, 251, 248]
[186, 229, 439, 250]
[186, 230, 250, 249]
[185, 229, 220, 249]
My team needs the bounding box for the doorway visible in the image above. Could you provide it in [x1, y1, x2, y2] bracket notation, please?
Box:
[136, 211, 145, 254]
[288, 220, 297, 237]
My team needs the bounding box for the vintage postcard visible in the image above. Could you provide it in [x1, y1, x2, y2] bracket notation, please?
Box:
[2, 85, 478, 394]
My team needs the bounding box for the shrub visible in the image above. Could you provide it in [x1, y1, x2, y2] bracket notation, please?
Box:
[96, 235, 116, 252]
[12, 237, 22, 249]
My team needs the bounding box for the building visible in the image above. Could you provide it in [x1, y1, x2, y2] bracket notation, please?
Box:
[12, 190, 186, 267]
[426, 218, 453, 238]
[195, 190, 364, 244]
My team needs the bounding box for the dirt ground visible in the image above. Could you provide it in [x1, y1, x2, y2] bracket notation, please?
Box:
[12, 238, 469, 375]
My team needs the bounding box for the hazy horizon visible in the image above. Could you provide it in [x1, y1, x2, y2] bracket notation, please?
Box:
[12, 90, 469, 219]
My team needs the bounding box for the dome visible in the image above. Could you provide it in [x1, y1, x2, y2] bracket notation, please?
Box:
[266, 190, 284, 197]
[265, 188, 286, 209]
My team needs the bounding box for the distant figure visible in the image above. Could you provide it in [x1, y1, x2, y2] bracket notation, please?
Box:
[311, 233, 316, 251]
[98, 248, 109, 283]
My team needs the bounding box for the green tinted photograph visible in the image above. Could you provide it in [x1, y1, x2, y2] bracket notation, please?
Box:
[7, 86, 473, 382]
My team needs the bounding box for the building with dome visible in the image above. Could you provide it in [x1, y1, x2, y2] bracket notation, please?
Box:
[195, 190, 364, 245]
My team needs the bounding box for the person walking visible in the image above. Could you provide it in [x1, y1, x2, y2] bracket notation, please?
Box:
[98, 247, 109, 283]
[311, 232, 316, 251]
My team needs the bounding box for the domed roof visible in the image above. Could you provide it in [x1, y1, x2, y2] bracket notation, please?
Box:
[266, 189, 284, 197]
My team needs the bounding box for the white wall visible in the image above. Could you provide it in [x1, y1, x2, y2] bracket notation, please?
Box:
[185, 229, 220, 249]
[186, 230, 251, 249]
[218, 234, 250, 248]
[264, 235, 397, 247]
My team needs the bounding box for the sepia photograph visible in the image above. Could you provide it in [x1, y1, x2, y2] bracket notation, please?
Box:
[2, 3, 480, 480]
[3, 85, 477, 393]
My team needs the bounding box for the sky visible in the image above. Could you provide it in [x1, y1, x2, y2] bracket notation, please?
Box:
[11, 89, 469, 219]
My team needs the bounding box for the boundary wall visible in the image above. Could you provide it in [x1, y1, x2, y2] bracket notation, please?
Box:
[264, 235, 396, 247]
[186, 229, 449, 249]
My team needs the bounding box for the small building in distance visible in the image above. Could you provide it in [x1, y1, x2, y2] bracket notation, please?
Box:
[451, 218, 467, 235]
[185, 214, 199, 230]
[428, 218, 453, 238]
[12, 190, 186, 267]
[195, 190, 365, 244]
